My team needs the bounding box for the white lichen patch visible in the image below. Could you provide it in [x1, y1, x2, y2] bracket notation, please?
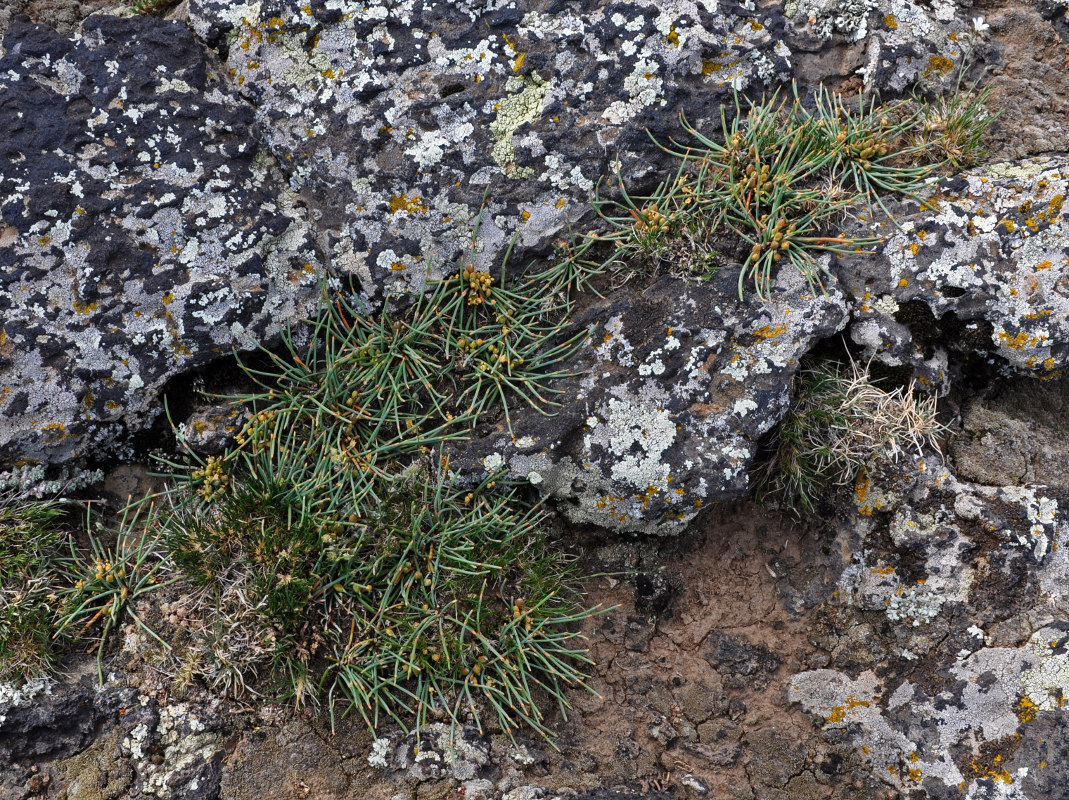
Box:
[368, 736, 392, 768]
[0, 676, 52, 724]
[1020, 628, 1069, 714]
[586, 396, 675, 494]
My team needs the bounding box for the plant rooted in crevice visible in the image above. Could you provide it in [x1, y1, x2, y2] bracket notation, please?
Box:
[577, 80, 996, 298]
[755, 359, 947, 513]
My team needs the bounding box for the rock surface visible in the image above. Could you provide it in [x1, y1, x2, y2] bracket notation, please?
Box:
[3, 1, 1069, 799]
[840, 158, 1069, 394]
[451, 270, 847, 533]
[0, 15, 322, 468]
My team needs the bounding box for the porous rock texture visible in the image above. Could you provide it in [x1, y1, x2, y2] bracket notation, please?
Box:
[789, 454, 1069, 800]
[3, 1, 1069, 799]
[840, 158, 1069, 395]
[0, 15, 322, 468]
[450, 269, 849, 534]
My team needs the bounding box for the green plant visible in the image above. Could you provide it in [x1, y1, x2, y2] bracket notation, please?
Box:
[158, 455, 602, 743]
[147, 228, 603, 742]
[0, 494, 65, 682]
[54, 501, 172, 679]
[756, 359, 946, 513]
[575, 80, 995, 298]
[320, 469, 600, 742]
[0, 574, 58, 683]
[909, 84, 998, 171]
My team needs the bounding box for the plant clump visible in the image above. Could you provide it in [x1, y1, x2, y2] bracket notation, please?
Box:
[0, 493, 171, 683]
[0, 212, 602, 745]
[578, 81, 996, 297]
[145, 236, 603, 743]
[756, 359, 947, 513]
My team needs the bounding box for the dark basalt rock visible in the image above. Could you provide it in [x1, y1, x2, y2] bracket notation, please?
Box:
[837, 159, 1069, 393]
[0, 15, 322, 469]
[447, 270, 848, 533]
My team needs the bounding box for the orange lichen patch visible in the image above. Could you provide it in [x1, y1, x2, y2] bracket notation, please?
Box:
[72, 297, 98, 314]
[1036, 260, 1053, 271]
[42, 423, 67, 442]
[998, 330, 1044, 349]
[1049, 194, 1065, 218]
[924, 55, 955, 78]
[825, 695, 871, 723]
[871, 566, 896, 575]
[555, 197, 567, 209]
[1016, 696, 1039, 723]
[389, 193, 427, 214]
[898, 278, 909, 287]
[856, 469, 870, 504]
[906, 243, 919, 256]
[520, 210, 531, 221]
[752, 324, 786, 339]
[884, 13, 897, 27]
[970, 755, 1014, 785]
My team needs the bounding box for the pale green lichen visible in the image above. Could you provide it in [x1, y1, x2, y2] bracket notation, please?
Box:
[489, 74, 549, 179]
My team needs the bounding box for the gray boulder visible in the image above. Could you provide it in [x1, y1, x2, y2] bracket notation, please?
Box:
[0, 15, 322, 468]
[838, 158, 1069, 393]
[450, 269, 848, 534]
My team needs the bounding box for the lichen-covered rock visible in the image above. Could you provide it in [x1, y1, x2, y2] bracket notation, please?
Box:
[839, 158, 1069, 393]
[182, 0, 989, 308]
[450, 269, 848, 534]
[0, 15, 322, 468]
[788, 458, 1069, 799]
[184, 0, 796, 305]
[0, 678, 142, 800]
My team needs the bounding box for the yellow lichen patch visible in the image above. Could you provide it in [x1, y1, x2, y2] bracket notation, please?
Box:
[824, 695, 871, 723]
[998, 330, 1041, 349]
[924, 55, 955, 78]
[752, 324, 786, 339]
[42, 422, 67, 441]
[513, 53, 525, 72]
[970, 755, 1014, 785]
[898, 278, 909, 287]
[1049, 194, 1065, 219]
[666, 26, 679, 47]
[1016, 695, 1039, 723]
[1037, 260, 1053, 271]
[389, 193, 427, 214]
[520, 210, 531, 222]
[72, 297, 98, 314]
[555, 197, 566, 209]
[884, 13, 897, 27]
[856, 469, 870, 505]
